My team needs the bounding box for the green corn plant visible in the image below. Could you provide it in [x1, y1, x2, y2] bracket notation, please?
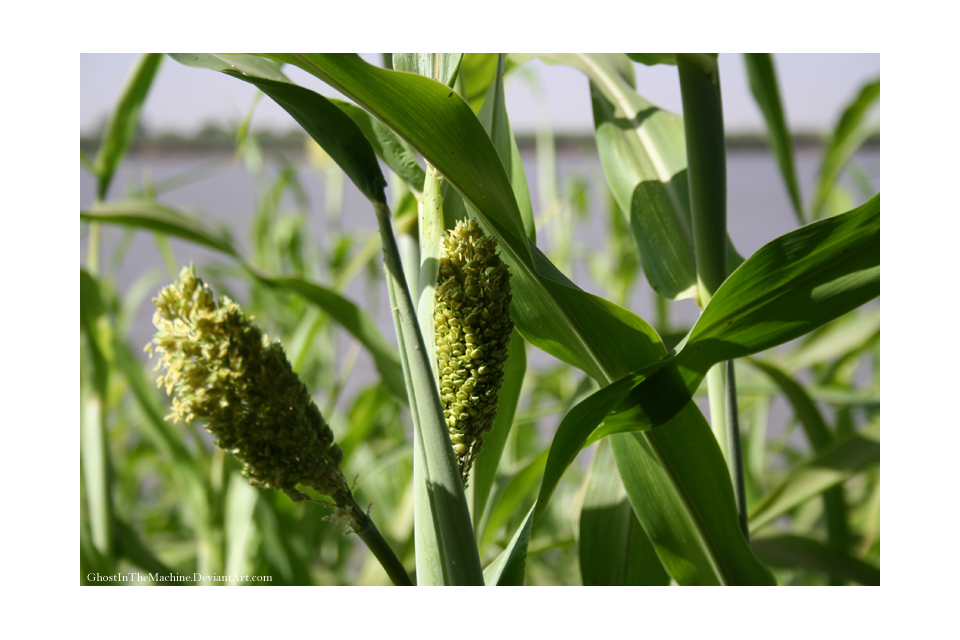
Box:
[81, 52, 879, 585]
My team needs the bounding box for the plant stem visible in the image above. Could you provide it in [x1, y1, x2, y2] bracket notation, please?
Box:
[348, 501, 413, 586]
[677, 54, 748, 539]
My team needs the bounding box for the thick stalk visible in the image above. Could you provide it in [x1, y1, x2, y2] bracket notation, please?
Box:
[373, 202, 483, 585]
[677, 54, 748, 539]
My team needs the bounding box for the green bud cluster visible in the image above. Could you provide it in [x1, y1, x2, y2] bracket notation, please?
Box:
[147, 265, 350, 504]
[434, 219, 513, 485]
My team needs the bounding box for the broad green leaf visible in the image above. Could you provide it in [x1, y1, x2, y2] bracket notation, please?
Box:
[580, 439, 669, 585]
[744, 54, 803, 224]
[393, 53, 463, 87]
[459, 53, 500, 113]
[475, 53, 536, 243]
[685, 194, 880, 365]
[521, 52, 743, 300]
[612, 413, 776, 585]
[626, 53, 676, 66]
[751, 535, 880, 585]
[94, 53, 163, 199]
[750, 419, 880, 532]
[811, 78, 880, 219]
[80, 202, 407, 400]
[169, 54, 388, 205]
[331, 99, 426, 192]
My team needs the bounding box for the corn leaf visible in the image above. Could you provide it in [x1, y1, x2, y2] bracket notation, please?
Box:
[744, 53, 803, 224]
[811, 78, 880, 219]
[580, 439, 669, 585]
[93, 53, 163, 199]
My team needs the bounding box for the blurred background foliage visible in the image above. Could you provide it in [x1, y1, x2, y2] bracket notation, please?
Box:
[80, 53, 878, 585]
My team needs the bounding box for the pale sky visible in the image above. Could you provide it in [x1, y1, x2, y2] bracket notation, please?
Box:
[80, 53, 880, 137]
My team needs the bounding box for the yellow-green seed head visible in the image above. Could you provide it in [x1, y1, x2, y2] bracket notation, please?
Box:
[148, 265, 349, 504]
[434, 219, 513, 485]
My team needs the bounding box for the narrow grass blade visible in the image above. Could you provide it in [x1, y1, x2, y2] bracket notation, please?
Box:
[750, 419, 880, 532]
[811, 78, 880, 219]
[94, 53, 163, 199]
[580, 439, 669, 585]
[751, 534, 880, 585]
[224, 475, 260, 578]
[744, 54, 803, 224]
[747, 358, 851, 552]
[80, 270, 114, 563]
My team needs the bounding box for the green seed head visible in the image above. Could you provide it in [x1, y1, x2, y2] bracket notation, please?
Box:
[148, 265, 349, 504]
[434, 219, 513, 486]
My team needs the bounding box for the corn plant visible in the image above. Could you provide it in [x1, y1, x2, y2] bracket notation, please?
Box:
[80, 53, 880, 585]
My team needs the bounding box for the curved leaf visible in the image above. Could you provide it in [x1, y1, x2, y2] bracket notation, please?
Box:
[744, 53, 804, 224]
[94, 53, 163, 199]
[580, 439, 669, 585]
[627, 53, 676, 66]
[812, 78, 880, 219]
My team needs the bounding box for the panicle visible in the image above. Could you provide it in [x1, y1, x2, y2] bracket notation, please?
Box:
[148, 265, 349, 504]
[434, 219, 513, 486]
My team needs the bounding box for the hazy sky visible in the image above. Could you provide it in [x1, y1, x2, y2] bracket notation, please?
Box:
[80, 53, 880, 136]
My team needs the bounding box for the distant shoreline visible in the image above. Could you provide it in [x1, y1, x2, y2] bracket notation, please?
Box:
[80, 131, 880, 158]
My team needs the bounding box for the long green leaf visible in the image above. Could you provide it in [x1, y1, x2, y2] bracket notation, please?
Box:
[751, 535, 880, 585]
[750, 419, 880, 532]
[580, 439, 669, 585]
[744, 53, 803, 224]
[686, 194, 880, 365]
[483, 507, 534, 586]
[332, 99, 426, 192]
[524, 52, 742, 301]
[94, 53, 163, 199]
[811, 78, 880, 219]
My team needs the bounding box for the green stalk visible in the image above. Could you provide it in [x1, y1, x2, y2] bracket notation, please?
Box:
[417, 163, 444, 380]
[677, 53, 748, 539]
[348, 501, 413, 586]
[373, 201, 483, 585]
